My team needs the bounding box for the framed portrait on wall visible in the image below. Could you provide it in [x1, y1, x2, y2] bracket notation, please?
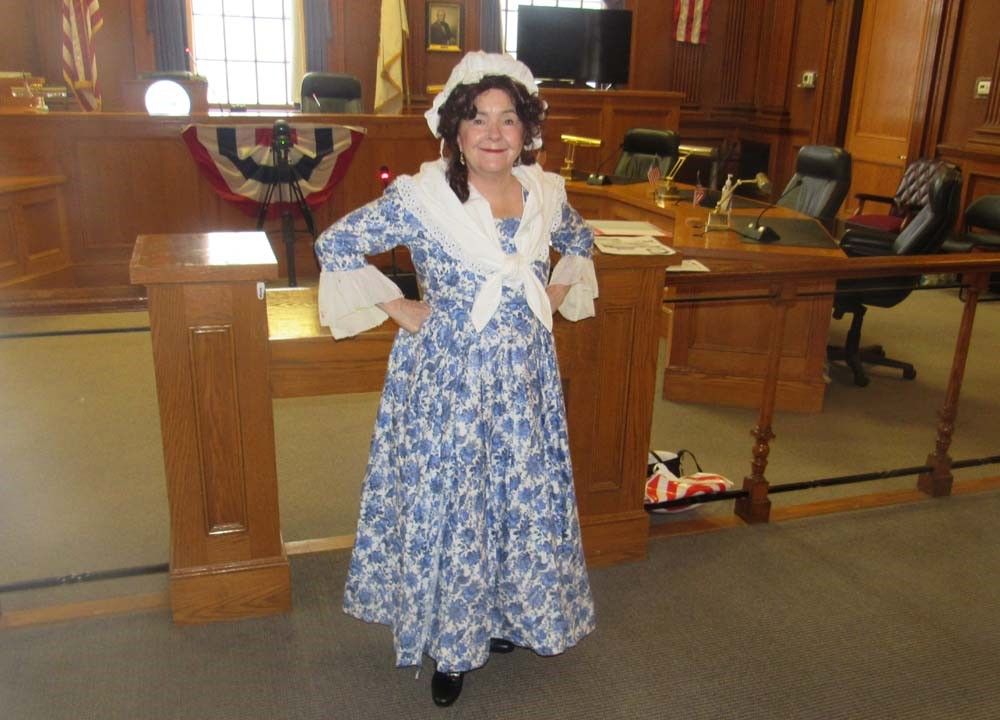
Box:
[427, 2, 462, 52]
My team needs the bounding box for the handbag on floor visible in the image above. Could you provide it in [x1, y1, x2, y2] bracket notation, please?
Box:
[645, 449, 733, 514]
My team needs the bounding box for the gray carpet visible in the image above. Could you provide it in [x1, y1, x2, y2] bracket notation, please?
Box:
[3, 491, 999, 719]
[1, 288, 999, 611]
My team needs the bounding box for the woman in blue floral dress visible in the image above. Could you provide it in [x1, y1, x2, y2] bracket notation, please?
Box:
[315, 52, 598, 707]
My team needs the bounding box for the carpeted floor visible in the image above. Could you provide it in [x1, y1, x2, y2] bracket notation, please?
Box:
[3, 491, 999, 719]
[1, 288, 998, 612]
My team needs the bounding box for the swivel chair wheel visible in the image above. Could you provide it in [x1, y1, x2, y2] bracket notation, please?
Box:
[903, 367, 917, 380]
[852, 369, 870, 387]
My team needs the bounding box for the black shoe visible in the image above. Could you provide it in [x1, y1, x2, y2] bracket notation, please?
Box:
[489, 638, 516, 654]
[431, 671, 464, 707]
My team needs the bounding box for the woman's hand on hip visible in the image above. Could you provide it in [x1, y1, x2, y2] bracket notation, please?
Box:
[546, 284, 570, 314]
[379, 297, 431, 334]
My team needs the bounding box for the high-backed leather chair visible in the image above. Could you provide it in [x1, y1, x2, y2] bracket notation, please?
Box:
[942, 194, 1000, 293]
[776, 145, 852, 223]
[828, 164, 963, 386]
[613, 128, 679, 180]
[846, 158, 949, 235]
[300, 72, 363, 113]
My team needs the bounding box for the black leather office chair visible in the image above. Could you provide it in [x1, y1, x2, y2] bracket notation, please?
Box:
[613, 128, 680, 180]
[777, 145, 852, 223]
[942, 194, 1000, 293]
[828, 164, 963, 386]
[300, 72, 363, 113]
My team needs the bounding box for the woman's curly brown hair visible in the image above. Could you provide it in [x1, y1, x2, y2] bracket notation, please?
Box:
[435, 75, 547, 202]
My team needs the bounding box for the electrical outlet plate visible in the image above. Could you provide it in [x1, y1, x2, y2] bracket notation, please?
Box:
[975, 77, 991, 99]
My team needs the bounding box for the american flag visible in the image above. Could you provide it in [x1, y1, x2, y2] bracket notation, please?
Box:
[62, 0, 103, 111]
[693, 172, 707, 207]
[674, 0, 712, 45]
[646, 163, 662, 186]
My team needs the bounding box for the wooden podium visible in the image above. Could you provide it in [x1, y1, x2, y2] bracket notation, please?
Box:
[130, 231, 290, 624]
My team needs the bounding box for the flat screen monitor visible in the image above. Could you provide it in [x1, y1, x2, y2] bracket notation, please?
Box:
[516, 7, 632, 87]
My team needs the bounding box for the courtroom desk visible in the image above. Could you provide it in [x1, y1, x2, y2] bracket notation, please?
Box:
[268, 246, 676, 567]
[566, 181, 845, 412]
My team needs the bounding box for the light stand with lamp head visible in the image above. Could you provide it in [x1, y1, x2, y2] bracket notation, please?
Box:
[706, 171, 772, 230]
[559, 134, 602, 179]
[654, 144, 717, 203]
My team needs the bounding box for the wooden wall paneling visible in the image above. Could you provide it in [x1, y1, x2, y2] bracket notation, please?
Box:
[939, 1, 995, 148]
[0, 0, 40, 72]
[15, 184, 71, 277]
[129, 0, 156, 73]
[786, 0, 835, 141]
[812, 0, 859, 146]
[968, 40, 1000, 149]
[718, 0, 750, 107]
[0, 196, 19, 283]
[90, 0, 140, 111]
[906, 0, 949, 163]
[672, 43, 706, 108]
[339, 0, 382, 113]
[0, 178, 72, 287]
[756, 0, 797, 119]
[630, 0, 674, 90]
[718, 0, 763, 111]
[330, 0, 347, 71]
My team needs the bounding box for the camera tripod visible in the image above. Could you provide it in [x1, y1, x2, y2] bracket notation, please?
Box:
[255, 119, 316, 287]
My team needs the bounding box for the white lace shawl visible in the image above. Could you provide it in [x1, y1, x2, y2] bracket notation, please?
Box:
[318, 160, 598, 338]
[396, 159, 561, 331]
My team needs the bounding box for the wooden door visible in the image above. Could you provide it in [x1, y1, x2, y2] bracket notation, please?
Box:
[843, 0, 934, 214]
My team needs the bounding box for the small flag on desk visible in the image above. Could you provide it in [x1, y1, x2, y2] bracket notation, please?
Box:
[647, 163, 662, 186]
[692, 171, 706, 207]
[674, 0, 712, 45]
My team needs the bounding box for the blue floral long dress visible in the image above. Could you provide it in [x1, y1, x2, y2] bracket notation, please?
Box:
[315, 182, 596, 673]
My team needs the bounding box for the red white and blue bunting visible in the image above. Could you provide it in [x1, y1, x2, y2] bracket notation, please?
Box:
[181, 123, 366, 218]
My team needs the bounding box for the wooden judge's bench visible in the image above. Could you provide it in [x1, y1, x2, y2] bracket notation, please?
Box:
[0, 88, 682, 290]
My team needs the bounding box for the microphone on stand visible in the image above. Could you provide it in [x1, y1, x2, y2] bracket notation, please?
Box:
[746, 177, 803, 243]
[587, 144, 624, 186]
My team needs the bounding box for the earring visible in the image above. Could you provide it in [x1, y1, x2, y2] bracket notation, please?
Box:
[459, 152, 466, 166]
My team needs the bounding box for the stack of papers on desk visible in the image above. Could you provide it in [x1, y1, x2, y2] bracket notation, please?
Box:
[594, 236, 676, 255]
[587, 220, 667, 236]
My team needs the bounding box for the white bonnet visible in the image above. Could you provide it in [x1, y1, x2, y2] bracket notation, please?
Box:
[424, 51, 545, 150]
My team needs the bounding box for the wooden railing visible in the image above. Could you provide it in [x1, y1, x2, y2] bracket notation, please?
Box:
[661, 249, 1000, 523]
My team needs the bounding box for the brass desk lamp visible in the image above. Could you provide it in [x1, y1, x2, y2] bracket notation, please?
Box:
[559, 134, 602, 179]
[654, 144, 717, 200]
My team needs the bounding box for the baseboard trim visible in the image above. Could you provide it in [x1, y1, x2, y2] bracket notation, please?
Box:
[0, 591, 169, 630]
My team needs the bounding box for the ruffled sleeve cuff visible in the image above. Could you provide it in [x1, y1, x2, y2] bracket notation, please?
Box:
[318, 266, 403, 339]
[549, 254, 599, 322]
